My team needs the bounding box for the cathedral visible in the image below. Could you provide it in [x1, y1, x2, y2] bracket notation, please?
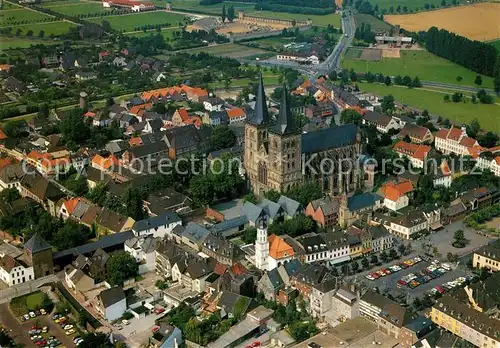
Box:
[244, 74, 363, 196]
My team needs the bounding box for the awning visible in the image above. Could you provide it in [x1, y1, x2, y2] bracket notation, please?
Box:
[329, 255, 351, 265]
[430, 222, 443, 230]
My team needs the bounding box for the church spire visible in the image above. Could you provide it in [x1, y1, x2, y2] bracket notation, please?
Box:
[251, 71, 270, 126]
[271, 84, 295, 135]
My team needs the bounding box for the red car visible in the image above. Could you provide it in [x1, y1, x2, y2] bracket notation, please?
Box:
[380, 268, 391, 275]
[397, 280, 407, 286]
[399, 263, 409, 269]
[252, 342, 261, 347]
[370, 272, 380, 279]
[435, 286, 446, 294]
[154, 308, 165, 314]
[35, 340, 46, 346]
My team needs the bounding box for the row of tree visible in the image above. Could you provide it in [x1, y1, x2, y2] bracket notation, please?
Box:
[423, 27, 499, 78]
[254, 3, 335, 14]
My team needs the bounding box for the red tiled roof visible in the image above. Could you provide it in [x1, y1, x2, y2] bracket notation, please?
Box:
[91, 154, 119, 170]
[128, 137, 143, 146]
[231, 262, 248, 276]
[0, 128, 8, 140]
[84, 111, 96, 118]
[495, 157, 500, 166]
[177, 108, 189, 122]
[393, 141, 431, 161]
[214, 262, 228, 275]
[460, 137, 477, 147]
[381, 180, 413, 202]
[227, 107, 245, 119]
[268, 234, 294, 259]
[447, 127, 463, 141]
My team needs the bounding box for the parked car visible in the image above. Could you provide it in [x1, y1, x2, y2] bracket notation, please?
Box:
[365, 274, 376, 281]
[29, 312, 36, 318]
[399, 262, 409, 269]
[64, 325, 73, 330]
[23, 314, 30, 321]
[42, 326, 48, 333]
[122, 319, 130, 325]
[435, 286, 445, 294]
[40, 308, 46, 315]
[66, 329, 76, 335]
[154, 307, 165, 314]
[409, 280, 420, 289]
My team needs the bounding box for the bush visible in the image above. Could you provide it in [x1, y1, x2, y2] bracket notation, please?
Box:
[122, 312, 134, 320]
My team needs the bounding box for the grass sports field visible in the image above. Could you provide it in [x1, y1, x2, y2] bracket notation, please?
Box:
[176, 43, 271, 59]
[357, 82, 500, 133]
[42, 2, 110, 16]
[153, 0, 256, 14]
[88, 11, 187, 31]
[124, 27, 179, 40]
[0, 7, 52, 25]
[246, 10, 341, 27]
[354, 13, 391, 32]
[385, 3, 500, 41]
[6, 21, 76, 36]
[490, 40, 500, 52]
[0, 37, 59, 49]
[342, 49, 494, 88]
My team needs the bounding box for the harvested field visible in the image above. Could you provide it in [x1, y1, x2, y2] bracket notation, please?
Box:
[88, 11, 188, 31]
[382, 48, 400, 58]
[360, 48, 381, 61]
[246, 11, 341, 27]
[385, 3, 500, 41]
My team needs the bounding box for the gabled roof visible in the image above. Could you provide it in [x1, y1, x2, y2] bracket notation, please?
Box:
[398, 124, 431, 140]
[132, 212, 181, 232]
[393, 141, 431, 161]
[99, 286, 126, 308]
[268, 234, 294, 259]
[277, 195, 302, 216]
[182, 222, 210, 244]
[347, 192, 382, 211]
[301, 124, 358, 154]
[24, 232, 52, 253]
[364, 111, 392, 127]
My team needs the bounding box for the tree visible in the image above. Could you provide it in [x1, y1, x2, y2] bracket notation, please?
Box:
[380, 250, 388, 262]
[59, 108, 90, 146]
[402, 75, 412, 86]
[474, 75, 482, 86]
[447, 252, 459, 263]
[340, 108, 363, 125]
[389, 249, 398, 260]
[264, 190, 281, 202]
[361, 257, 369, 269]
[233, 296, 249, 320]
[26, 30, 33, 37]
[221, 4, 226, 22]
[452, 92, 463, 103]
[494, 76, 500, 94]
[242, 227, 257, 244]
[370, 254, 379, 264]
[123, 186, 146, 220]
[397, 244, 406, 255]
[453, 229, 466, 247]
[38, 30, 45, 38]
[4, 120, 26, 138]
[52, 220, 93, 250]
[411, 76, 422, 87]
[381, 95, 395, 113]
[209, 126, 236, 151]
[329, 70, 337, 80]
[107, 251, 139, 286]
[412, 297, 422, 310]
[0, 187, 20, 203]
[227, 5, 235, 22]
[79, 333, 114, 348]
[78, 311, 87, 328]
[456, 76, 462, 82]
[443, 95, 450, 102]
[351, 260, 359, 273]
[384, 76, 392, 86]
[0, 329, 14, 347]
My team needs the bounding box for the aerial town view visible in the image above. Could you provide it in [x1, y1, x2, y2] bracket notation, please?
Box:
[0, 0, 499, 346]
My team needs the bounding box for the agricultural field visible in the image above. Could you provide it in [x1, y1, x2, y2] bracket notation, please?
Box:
[489, 39, 500, 52]
[153, 0, 256, 14]
[177, 43, 272, 59]
[0, 37, 59, 49]
[246, 10, 341, 27]
[6, 21, 77, 36]
[210, 74, 281, 89]
[357, 82, 500, 133]
[369, 0, 459, 12]
[88, 11, 188, 32]
[353, 13, 391, 32]
[42, 2, 110, 16]
[0, 7, 52, 25]
[385, 3, 500, 41]
[342, 49, 494, 88]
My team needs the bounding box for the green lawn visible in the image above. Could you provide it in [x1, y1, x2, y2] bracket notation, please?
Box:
[42, 2, 110, 16]
[246, 10, 341, 27]
[175, 43, 272, 59]
[6, 21, 76, 36]
[1, 1, 22, 9]
[357, 82, 500, 133]
[0, 37, 60, 49]
[88, 11, 187, 31]
[0, 8, 52, 25]
[10, 291, 51, 317]
[342, 49, 494, 88]
[354, 13, 391, 32]
[153, 0, 256, 14]
[369, 0, 463, 12]
[489, 39, 500, 52]
[124, 27, 179, 40]
[209, 74, 281, 89]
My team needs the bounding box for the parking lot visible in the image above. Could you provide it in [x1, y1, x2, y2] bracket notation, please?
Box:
[366, 260, 469, 301]
[0, 303, 77, 347]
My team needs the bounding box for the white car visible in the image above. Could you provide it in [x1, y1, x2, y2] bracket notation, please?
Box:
[413, 257, 422, 263]
[64, 324, 73, 330]
[29, 312, 36, 318]
[122, 319, 130, 325]
[365, 275, 375, 280]
[23, 314, 30, 320]
[441, 263, 452, 270]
